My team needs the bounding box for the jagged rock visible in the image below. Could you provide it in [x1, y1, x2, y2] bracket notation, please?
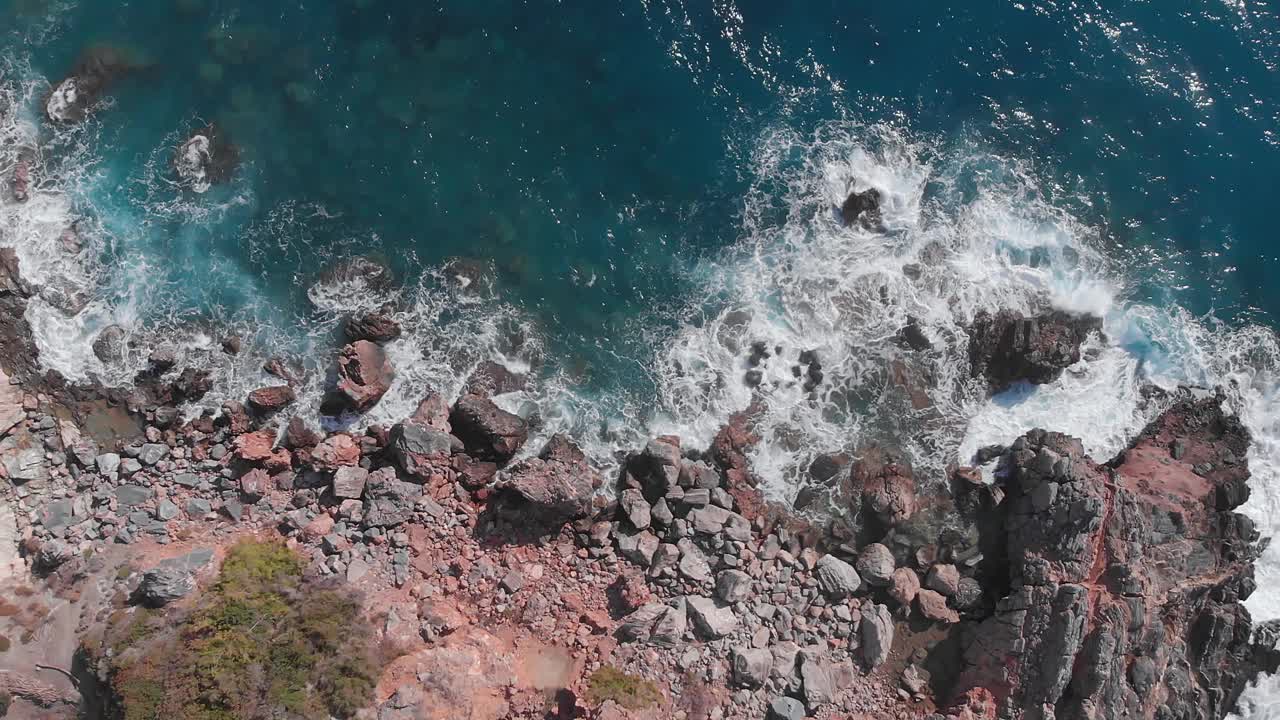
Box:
[449, 394, 527, 462]
[968, 309, 1102, 393]
[494, 434, 597, 526]
[310, 433, 360, 471]
[799, 653, 836, 709]
[767, 696, 806, 720]
[284, 416, 321, 449]
[387, 420, 453, 481]
[617, 530, 659, 567]
[814, 554, 861, 599]
[686, 596, 737, 639]
[716, 569, 752, 604]
[732, 647, 772, 689]
[137, 549, 212, 607]
[332, 466, 369, 499]
[840, 186, 882, 228]
[92, 325, 127, 364]
[619, 488, 651, 529]
[861, 603, 894, 668]
[345, 310, 402, 343]
[34, 540, 73, 572]
[856, 543, 896, 586]
[324, 340, 394, 414]
[362, 467, 420, 528]
[96, 452, 121, 475]
[411, 393, 452, 433]
[137, 443, 169, 466]
[618, 602, 685, 647]
[247, 385, 296, 413]
[45, 45, 143, 123]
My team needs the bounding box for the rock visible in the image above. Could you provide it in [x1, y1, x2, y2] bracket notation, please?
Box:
[449, 394, 528, 462]
[137, 443, 169, 466]
[362, 467, 420, 528]
[284, 416, 322, 449]
[767, 696, 806, 720]
[716, 569, 752, 604]
[953, 577, 983, 610]
[856, 543, 896, 586]
[850, 447, 917, 527]
[332, 466, 369, 499]
[221, 335, 242, 355]
[617, 530, 659, 567]
[619, 488, 651, 530]
[310, 433, 360, 471]
[925, 563, 961, 596]
[155, 500, 179, 521]
[861, 603, 894, 668]
[410, 393, 452, 433]
[235, 429, 277, 463]
[676, 542, 712, 583]
[116, 485, 152, 508]
[493, 434, 596, 527]
[174, 123, 239, 191]
[888, 567, 921, 610]
[247, 385, 296, 413]
[34, 540, 73, 572]
[799, 653, 836, 709]
[840, 186, 883, 229]
[463, 360, 528, 398]
[96, 452, 121, 475]
[618, 602, 685, 647]
[731, 648, 772, 689]
[897, 315, 933, 351]
[809, 452, 851, 482]
[324, 340, 395, 414]
[92, 325, 128, 364]
[968, 309, 1103, 393]
[45, 46, 142, 124]
[917, 588, 959, 624]
[171, 367, 213, 402]
[686, 596, 737, 639]
[138, 567, 195, 606]
[387, 420, 453, 481]
[186, 498, 211, 517]
[814, 554, 861, 599]
[38, 500, 73, 531]
[345, 310, 402, 343]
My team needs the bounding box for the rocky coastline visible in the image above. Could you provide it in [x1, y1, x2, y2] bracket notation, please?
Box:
[0, 225, 1273, 720]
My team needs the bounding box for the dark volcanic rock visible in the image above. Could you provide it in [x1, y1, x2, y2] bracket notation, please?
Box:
[45, 45, 144, 124]
[495, 434, 599, 527]
[173, 123, 240, 191]
[953, 393, 1263, 720]
[0, 248, 30, 299]
[968, 309, 1102, 393]
[344, 310, 402, 344]
[449, 394, 527, 463]
[840, 186, 883, 229]
[846, 447, 917, 529]
[92, 325, 127, 365]
[323, 340, 394, 414]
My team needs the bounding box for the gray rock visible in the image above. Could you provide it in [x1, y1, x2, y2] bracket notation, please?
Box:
[138, 443, 169, 466]
[767, 696, 806, 720]
[35, 539, 74, 571]
[139, 567, 194, 605]
[814, 554, 861, 598]
[96, 452, 121, 475]
[3, 445, 48, 483]
[860, 602, 894, 668]
[799, 653, 836, 709]
[651, 497, 673, 526]
[618, 603, 668, 643]
[185, 498, 212, 517]
[362, 467, 420, 528]
[686, 595, 737, 639]
[116, 485, 153, 508]
[619, 488, 651, 530]
[617, 530, 659, 567]
[223, 500, 244, 522]
[500, 570, 524, 593]
[731, 647, 772, 689]
[856, 543, 896, 586]
[679, 460, 720, 489]
[120, 458, 142, 476]
[155, 500, 179, 521]
[39, 499, 74, 531]
[649, 599, 687, 647]
[173, 472, 199, 488]
[332, 466, 369, 499]
[716, 569, 752, 604]
[677, 541, 713, 583]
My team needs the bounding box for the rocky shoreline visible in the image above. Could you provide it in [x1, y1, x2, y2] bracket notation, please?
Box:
[0, 224, 1274, 720]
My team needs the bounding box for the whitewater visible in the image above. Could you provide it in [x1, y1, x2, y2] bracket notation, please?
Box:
[3, 44, 1280, 720]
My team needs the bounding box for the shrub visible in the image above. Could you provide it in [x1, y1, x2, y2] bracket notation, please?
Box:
[104, 539, 380, 720]
[584, 666, 662, 710]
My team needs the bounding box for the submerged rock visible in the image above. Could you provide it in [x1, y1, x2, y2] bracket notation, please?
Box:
[173, 123, 240, 192]
[45, 45, 145, 123]
[840, 186, 882, 229]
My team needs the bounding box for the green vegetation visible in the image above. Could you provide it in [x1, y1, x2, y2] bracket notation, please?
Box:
[105, 540, 379, 720]
[584, 665, 662, 710]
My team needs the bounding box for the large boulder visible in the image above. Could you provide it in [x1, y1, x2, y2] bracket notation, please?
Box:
[449, 394, 527, 463]
[92, 324, 127, 364]
[840, 186, 883, 229]
[361, 467, 420, 528]
[848, 447, 917, 528]
[388, 420, 454, 482]
[494, 434, 597, 527]
[968, 309, 1102, 393]
[136, 548, 213, 607]
[345, 310, 402, 343]
[463, 360, 528, 398]
[324, 340, 394, 414]
[247, 385, 296, 414]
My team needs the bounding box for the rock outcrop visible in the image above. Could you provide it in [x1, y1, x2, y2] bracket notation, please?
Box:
[968, 309, 1103, 392]
[953, 392, 1265, 720]
[449, 394, 528, 463]
[324, 340, 394, 414]
[494, 434, 598, 527]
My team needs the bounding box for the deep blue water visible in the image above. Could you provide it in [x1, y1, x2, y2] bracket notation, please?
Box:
[2, 0, 1279, 396]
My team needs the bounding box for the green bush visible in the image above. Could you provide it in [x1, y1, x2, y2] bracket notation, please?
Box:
[106, 540, 380, 720]
[584, 665, 662, 710]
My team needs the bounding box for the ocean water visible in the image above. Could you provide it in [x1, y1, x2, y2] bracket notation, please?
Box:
[1, 0, 1280, 712]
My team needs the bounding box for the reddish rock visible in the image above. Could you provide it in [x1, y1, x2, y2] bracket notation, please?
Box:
[263, 357, 302, 385]
[849, 447, 917, 528]
[12, 156, 31, 203]
[494, 434, 598, 527]
[944, 688, 998, 720]
[234, 429, 277, 463]
[325, 340, 394, 414]
[411, 392, 452, 433]
[916, 588, 958, 624]
[611, 573, 654, 614]
[247, 385, 296, 413]
[463, 360, 528, 398]
[888, 567, 921, 610]
[220, 401, 253, 435]
[300, 513, 334, 541]
[710, 406, 765, 520]
[239, 468, 269, 500]
[283, 416, 321, 450]
[264, 449, 293, 473]
[310, 433, 360, 472]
